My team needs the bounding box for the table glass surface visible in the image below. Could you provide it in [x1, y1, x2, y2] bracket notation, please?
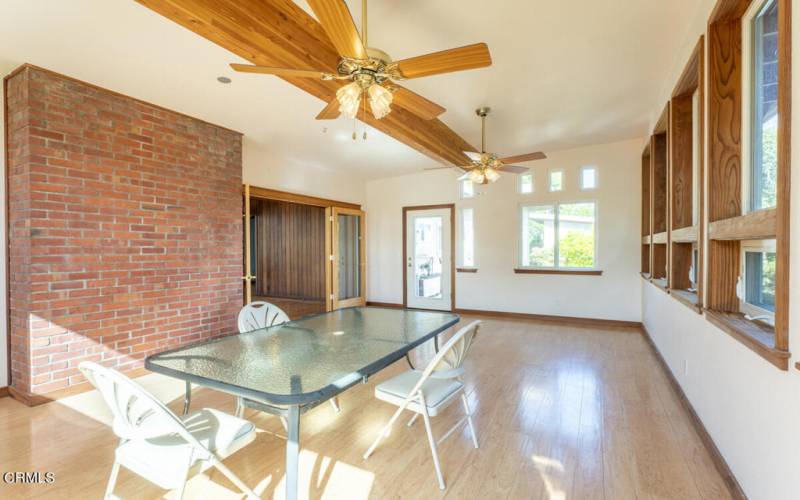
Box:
[146, 307, 459, 405]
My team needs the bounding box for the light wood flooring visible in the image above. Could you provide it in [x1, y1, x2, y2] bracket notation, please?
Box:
[0, 316, 733, 499]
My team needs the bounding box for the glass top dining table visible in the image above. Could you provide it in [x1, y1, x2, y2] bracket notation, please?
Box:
[145, 306, 460, 500]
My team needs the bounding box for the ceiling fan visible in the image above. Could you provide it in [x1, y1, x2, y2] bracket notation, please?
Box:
[229, 0, 492, 122]
[428, 107, 547, 184]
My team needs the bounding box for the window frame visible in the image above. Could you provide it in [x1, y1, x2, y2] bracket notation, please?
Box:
[739, 239, 776, 321]
[459, 179, 475, 199]
[548, 169, 565, 192]
[518, 173, 534, 194]
[579, 166, 598, 191]
[741, 0, 779, 214]
[518, 200, 598, 271]
[458, 206, 476, 269]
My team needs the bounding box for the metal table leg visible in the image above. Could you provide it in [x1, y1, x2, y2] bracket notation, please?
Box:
[182, 381, 191, 416]
[405, 333, 441, 370]
[285, 404, 301, 500]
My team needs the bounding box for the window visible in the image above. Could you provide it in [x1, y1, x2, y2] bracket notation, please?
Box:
[692, 88, 701, 225]
[460, 179, 474, 199]
[548, 170, 564, 192]
[739, 240, 776, 322]
[744, 0, 778, 212]
[580, 166, 597, 190]
[520, 201, 596, 269]
[519, 174, 533, 194]
[460, 208, 475, 267]
[689, 245, 699, 291]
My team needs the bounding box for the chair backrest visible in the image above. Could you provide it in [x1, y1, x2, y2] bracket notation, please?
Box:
[413, 321, 480, 392]
[79, 361, 205, 451]
[237, 301, 290, 333]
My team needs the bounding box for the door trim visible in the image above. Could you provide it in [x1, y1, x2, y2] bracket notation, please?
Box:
[332, 207, 366, 309]
[402, 204, 456, 311]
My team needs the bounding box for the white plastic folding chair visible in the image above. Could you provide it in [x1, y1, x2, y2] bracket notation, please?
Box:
[79, 361, 258, 500]
[363, 320, 481, 490]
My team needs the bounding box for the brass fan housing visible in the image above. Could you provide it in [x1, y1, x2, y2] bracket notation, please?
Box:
[337, 47, 393, 88]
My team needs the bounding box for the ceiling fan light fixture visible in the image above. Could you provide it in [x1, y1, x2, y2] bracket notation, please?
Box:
[368, 84, 393, 119]
[336, 81, 362, 119]
[484, 167, 500, 183]
[468, 169, 485, 184]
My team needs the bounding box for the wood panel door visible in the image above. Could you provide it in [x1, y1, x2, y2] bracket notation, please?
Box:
[331, 207, 366, 309]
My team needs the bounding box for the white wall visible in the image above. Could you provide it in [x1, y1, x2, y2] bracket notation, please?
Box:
[366, 137, 643, 322]
[242, 136, 365, 205]
[641, 1, 800, 499]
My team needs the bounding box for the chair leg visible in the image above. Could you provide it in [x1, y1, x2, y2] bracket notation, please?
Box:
[210, 457, 260, 499]
[280, 416, 288, 431]
[329, 397, 341, 413]
[461, 393, 479, 449]
[363, 398, 415, 460]
[235, 396, 244, 418]
[175, 477, 188, 500]
[182, 381, 192, 416]
[407, 412, 419, 427]
[419, 394, 446, 490]
[104, 460, 120, 500]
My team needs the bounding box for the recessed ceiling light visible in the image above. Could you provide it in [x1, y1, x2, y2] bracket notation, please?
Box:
[217, 76, 232, 84]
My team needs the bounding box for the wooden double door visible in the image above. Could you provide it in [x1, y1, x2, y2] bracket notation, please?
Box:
[243, 185, 365, 313]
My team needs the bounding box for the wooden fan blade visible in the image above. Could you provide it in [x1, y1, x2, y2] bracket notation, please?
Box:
[463, 151, 482, 162]
[499, 152, 547, 164]
[392, 43, 492, 79]
[307, 0, 367, 60]
[425, 166, 468, 173]
[315, 97, 341, 120]
[497, 165, 529, 174]
[391, 86, 446, 120]
[230, 64, 328, 79]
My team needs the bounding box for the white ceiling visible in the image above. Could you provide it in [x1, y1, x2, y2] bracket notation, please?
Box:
[1, 0, 699, 180]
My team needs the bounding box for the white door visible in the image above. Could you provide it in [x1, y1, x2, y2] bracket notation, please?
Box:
[406, 208, 452, 310]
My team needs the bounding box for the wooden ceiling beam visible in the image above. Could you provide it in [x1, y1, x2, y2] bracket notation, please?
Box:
[135, 0, 476, 166]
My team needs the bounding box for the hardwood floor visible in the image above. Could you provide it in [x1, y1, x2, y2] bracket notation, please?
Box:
[0, 316, 733, 499]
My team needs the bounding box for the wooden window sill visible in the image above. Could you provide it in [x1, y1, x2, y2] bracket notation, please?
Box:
[514, 268, 603, 276]
[670, 289, 701, 313]
[652, 231, 668, 244]
[456, 267, 478, 273]
[705, 310, 789, 370]
[651, 278, 669, 293]
[640, 272, 651, 280]
[708, 209, 776, 240]
[671, 225, 698, 243]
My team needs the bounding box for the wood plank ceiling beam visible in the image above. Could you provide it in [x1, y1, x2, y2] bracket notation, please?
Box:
[135, 0, 477, 166]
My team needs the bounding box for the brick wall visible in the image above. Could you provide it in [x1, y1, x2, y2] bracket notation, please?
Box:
[5, 66, 243, 396]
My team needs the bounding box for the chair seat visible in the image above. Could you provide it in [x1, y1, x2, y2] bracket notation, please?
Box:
[115, 408, 255, 489]
[375, 370, 463, 417]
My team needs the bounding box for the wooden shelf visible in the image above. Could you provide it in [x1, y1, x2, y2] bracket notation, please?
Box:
[456, 268, 478, 273]
[642, 235, 651, 244]
[641, 272, 652, 280]
[652, 232, 668, 244]
[708, 209, 777, 241]
[671, 225, 698, 243]
[671, 289, 701, 313]
[705, 310, 789, 370]
[652, 277, 669, 292]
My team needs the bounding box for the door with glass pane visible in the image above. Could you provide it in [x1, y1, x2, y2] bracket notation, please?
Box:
[405, 208, 452, 311]
[332, 207, 366, 309]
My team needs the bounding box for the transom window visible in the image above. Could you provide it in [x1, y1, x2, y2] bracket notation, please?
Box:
[460, 179, 474, 199]
[519, 173, 533, 194]
[580, 166, 597, 190]
[548, 170, 564, 192]
[520, 202, 596, 269]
